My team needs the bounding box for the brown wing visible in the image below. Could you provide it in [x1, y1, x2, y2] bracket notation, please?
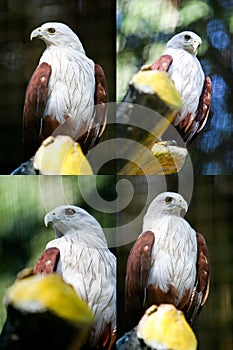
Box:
[125, 231, 155, 330]
[151, 54, 173, 71]
[23, 62, 55, 160]
[78, 63, 108, 154]
[177, 75, 212, 146]
[184, 232, 210, 325]
[34, 247, 60, 275]
[94, 323, 116, 350]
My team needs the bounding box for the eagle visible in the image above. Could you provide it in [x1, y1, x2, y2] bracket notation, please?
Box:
[125, 192, 210, 331]
[121, 31, 212, 145]
[23, 22, 108, 160]
[34, 205, 116, 349]
[145, 31, 212, 144]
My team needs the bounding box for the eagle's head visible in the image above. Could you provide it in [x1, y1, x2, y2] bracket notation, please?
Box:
[144, 192, 188, 220]
[166, 31, 202, 55]
[30, 22, 85, 53]
[44, 205, 108, 248]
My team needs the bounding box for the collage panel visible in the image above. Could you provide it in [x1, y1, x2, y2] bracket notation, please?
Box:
[117, 175, 233, 349]
[117, 0, 232, 175]
[0, 0, 232, 350]
[0, 1, 115, 175]
[0, 175, 117, 349]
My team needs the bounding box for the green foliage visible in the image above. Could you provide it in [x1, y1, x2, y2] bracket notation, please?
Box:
[0, 175, 116, 328]
[117, 0, 214, 101]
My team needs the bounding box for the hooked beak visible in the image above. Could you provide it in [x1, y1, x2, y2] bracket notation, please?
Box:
[193, 39, 201, 54]
[44, 213, 64, 238]
[44, 213, 54, 227]
[178, 199, 188, 214]
[30, 27, 43, 41]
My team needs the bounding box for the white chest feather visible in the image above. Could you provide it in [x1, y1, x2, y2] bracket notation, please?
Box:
[40, 47, 95, 130]
[164, 48, 205, 124]
[46, 235, 116, 343]
[146, 215, 197, 302]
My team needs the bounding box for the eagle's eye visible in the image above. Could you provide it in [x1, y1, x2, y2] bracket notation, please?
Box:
[47, 27, 56, 34]
[65, 208, 76, 216]
[184, 34, 191, 41]
[165, 196, 173, 203]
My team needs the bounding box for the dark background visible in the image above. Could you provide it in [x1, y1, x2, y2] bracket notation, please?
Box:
[0, 0, 115, 173]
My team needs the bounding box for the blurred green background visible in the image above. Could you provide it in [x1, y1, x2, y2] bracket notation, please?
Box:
[0, 175, 116, 328]
[117, 0, 233, 174]
[0, 0, 115, 173]
[117, 175, 233, 350]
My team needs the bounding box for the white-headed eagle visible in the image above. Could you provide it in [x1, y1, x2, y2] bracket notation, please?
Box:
[34, 205, 116, 349]
[23, 22, 108, 160]
[125, 192, 210, 331]
[146, 31, 212, 145]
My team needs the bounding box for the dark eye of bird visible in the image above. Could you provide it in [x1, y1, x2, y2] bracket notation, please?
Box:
[65, 208, 76, 216]
[165, 196, 173, 203]
[48, 27, 56, 34]
[184, 34, 191, 41]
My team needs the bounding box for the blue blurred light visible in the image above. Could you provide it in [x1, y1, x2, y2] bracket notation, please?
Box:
[197, 130, 223, 153]
[218, 0, 233, 8]
[211, 74, 228, 98]
[224, 149, 233, 171]
[210, 31, 230, 50]
[210, 112, 233, 132]
[117, 11, 124, 30]
[207, 19, 230, 50]
[201, 161, 222, 175]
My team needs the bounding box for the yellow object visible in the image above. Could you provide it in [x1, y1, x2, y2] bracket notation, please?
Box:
[131, 70, 183, 116]
[4, 273, 94, 328]
[33, 135, 93, 175]
[151, 141, 187, 175]
[137, 304, 197, 350]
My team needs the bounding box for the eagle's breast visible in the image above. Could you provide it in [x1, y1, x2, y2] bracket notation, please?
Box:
[164, 48, 205, 124]
[148, 215, 197, 303]
[40, 47, 95, 129]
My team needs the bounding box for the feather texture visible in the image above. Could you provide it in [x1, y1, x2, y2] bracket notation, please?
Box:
[125, 192, 210, 330]
[35, 205, 116, 349]
[23, 22, 108, 159]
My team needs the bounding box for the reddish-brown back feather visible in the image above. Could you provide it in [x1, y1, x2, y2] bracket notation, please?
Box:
[177, 76, 212, 145]
[23, 62, 52, 160]
[184, 232, 210, 325]
[125, 231, 155, 330]
[34, 247, 60, 275]
[151, 54, 173, 71]
[78, 63, 108, 153]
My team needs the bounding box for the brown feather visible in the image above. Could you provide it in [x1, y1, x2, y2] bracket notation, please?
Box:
[33, 247, 60, 275]
[92, 322, 116, 350]
[23, 62, 52, 160]
[125, 231, 155, 330]
[176, 75, 212, 145]
[78, 63, 108, 154]
[146, 284, 179, 308]
[150, 54, 173, 71]
[183, 232, 210, 325]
